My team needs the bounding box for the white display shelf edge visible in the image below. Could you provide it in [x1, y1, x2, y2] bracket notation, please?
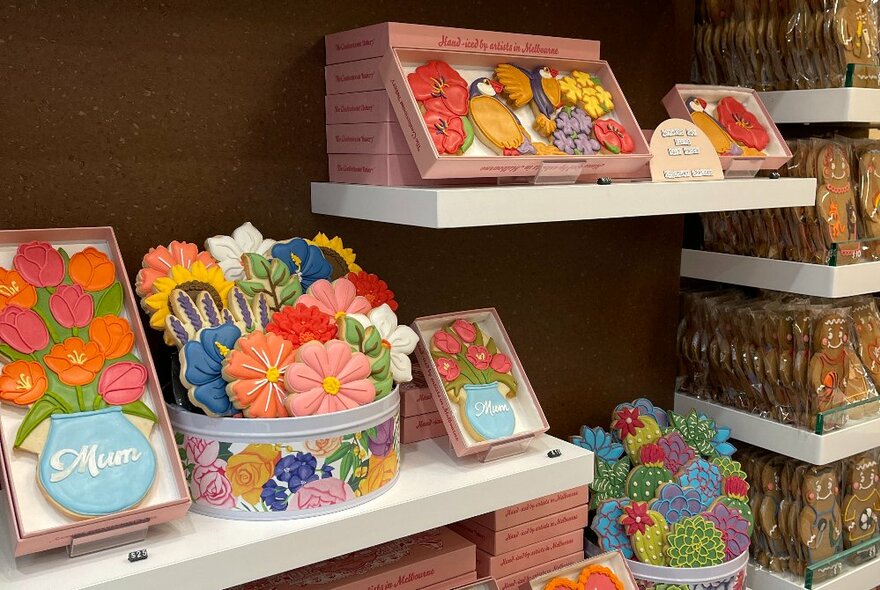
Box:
[0, 435, 593, 590]
[310, 178, 816, 228]
[760, 88, 880, 125]
[674, 393, 880, 465]
[680, 249, 880, 298]
[747, 555, 880, 590]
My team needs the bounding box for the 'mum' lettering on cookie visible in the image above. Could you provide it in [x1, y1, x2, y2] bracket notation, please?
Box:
[49, 444, 143, 482]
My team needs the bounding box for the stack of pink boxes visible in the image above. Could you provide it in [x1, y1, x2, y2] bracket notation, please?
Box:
[324, 24, 422, 186]
[400, 361, 447, 444]
[450, 487, 589, 590]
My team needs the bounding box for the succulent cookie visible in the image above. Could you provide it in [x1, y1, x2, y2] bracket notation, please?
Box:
[667, 410, 722, 458]
[657, 431, 696, 475]
[651, 482, 704, 525]
[678, 458, 723, 509]
[713, 456, 748, 479]
[591, 498, 634, 558]
[666, 515, 726, 567]
[570, 425, 624, 462]
[591, 457, 630, 509]
[703, 503, 751, 561]
[625, 443, 673, 502]
[620, 502, 668, 566]
[612, 406, 661, 463]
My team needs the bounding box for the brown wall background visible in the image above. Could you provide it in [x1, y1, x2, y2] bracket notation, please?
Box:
[1, 1, 694, 438]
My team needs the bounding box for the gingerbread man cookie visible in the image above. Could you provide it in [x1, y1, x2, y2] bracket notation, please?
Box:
[816, 143, 858, 244]
[798, 466, 843, 567]
[843, 454, 880, 550]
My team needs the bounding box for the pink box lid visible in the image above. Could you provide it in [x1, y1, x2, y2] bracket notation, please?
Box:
[237, 527, 475, 590]
[452, 505, 588, 555]
[476, 529, 584, 579]
[470, 486, 589, 531]
[496, 551, 584, 590]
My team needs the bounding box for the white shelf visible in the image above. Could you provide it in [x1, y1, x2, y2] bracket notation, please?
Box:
[760, 88, 880, 125]
[0, 435, 592, 590]
[674, 393, 880, 465]
[748, 555, 880, 590]
[310, 178, 817, 228]
[680, 249, 880, 298]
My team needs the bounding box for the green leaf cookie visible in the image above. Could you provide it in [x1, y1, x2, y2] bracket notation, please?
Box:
[666, 514, 726, 567]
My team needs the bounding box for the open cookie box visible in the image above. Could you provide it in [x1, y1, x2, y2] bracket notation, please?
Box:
[0, 227, 190, 556]
[378, 24, 650, 182]
[662, 84, 792, 178]
[454, 579, 500, 590]
[528, 551, 638, 590]
[412, 309, 548, 461]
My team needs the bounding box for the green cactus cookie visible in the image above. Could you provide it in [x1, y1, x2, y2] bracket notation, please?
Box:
[665, 514, 726, 567]
[612, 406, 661, 463]
[626, 443, 673, 502]
[591, 456, 631, 509]
[620, 502, 668, 566]
[716, 475, 754, 534]
[712, 456, 747, 479]
[667, 410, 718, 458]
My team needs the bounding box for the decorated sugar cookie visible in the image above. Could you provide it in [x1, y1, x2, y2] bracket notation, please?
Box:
[667, 410, 722, 458]
[135, 240, 215, 298]
[559, 70, 614, 118]
[611, 406, 661, 463]
[651, 482, 704, 525]
[678, 458, 723, 509]
[591, 457, 631, 509]
[656, 431, 695, 474]
[494, 64, 563, 137]
[543, 579, 580, 590]
[577, 565, 624, 590]
[343, 303, 418, 395]
[593, 118, 634, 154]
[620, 502, 668, 566]
[615, 398, 669, 429]
[625, 443, 673, 502]
[716, 96, 769, 152]
[284, 339, 375, 417]
[665, 515, 726, 567]
[843, 454, 880, 549]
[703, 503, 751, 561]
[270, 238, 332, 290]
[686, 96, 743, 156]
[429, 319, 517, 441]
[570, 425, 624, 462]
[222, 330, 296, 418]
[713, 456, 748, 479]
[799, 466, 843, 565]
[205, 222, 276, 282]
[591, 498, 633, 558]
[467, 77, 539, 156]
[717, 475, 755, 535]
[0, 241, 159, 519]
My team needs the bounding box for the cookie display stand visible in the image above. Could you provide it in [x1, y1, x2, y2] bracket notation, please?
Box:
[677, 102, 880, 590]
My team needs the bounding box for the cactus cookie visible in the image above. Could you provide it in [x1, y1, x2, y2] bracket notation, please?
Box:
[591, 498, 634, 558]
[716, 475, 754, 534]
[666, 514, 726, 567]
[612, 406, 662, 464]
[591, 457, 631, 509]
[651, 482, 704, 525]
[703, 502, 751, 561]
[620, 502, 668, 566]
[626, 443, 673, 502]
[678, 457, 723, 509]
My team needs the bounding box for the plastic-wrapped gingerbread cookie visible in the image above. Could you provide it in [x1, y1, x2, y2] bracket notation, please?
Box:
[798, 465, 843, 581]
[816, 142, 859, 245]
[842, 453, 880, 562]
[809, 309, 851, 430]
[835, 0, 880, 66]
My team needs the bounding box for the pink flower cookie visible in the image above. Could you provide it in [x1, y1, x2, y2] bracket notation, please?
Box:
[284, 340, 376, 416]
[223, 330, 296, 418]
[136, 240, 215, 297]
[296, 278, 370, 320]
[703, 503, 751, 561]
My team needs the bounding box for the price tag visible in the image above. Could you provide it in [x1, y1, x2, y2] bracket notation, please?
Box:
[649, 119, 723, 182]
[128, 548, 148, 563]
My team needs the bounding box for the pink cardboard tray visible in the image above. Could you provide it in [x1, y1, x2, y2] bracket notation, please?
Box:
[451, 505, 588, 555]
[412, 308, 549, 461]
[453, 578, 501, 590]
[0, 227, 190, 556]
[422, 571, 478, 590]
[325, 90, 395, 124]
[235, 526, 475, 590]
[497, 551, 584, 590]
[476, 529, 584, 579]
[325, 22, 599, 65]
[470, 486, 589, 531]
[325, 57, 384, 95]
[328, 153, 490, 186]
[527, 551, 640, 590]
[661, 84, 792, 177]
[401, 411, 446, 444]
[326, 122, 410, 155]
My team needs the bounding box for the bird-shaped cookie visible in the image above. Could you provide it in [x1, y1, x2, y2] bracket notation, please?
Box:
[686, 97, 743, 157]
[467, 77, 536, 156]
[494, 64, 563, 137]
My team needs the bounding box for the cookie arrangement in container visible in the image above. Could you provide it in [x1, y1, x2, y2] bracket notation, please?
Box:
[0, 228, 189, 556]
[412, 309, 549, 460]
[137, 223, 413, 518]
[737, 444, 880, 583]
[572, 399, 750, 590]
[677, 290, 880, 432]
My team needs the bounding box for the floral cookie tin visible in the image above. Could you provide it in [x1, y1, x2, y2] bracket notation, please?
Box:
[0, 227, 190, 556]
[168, 387, 400, 519]
[412, 308, 548, 460]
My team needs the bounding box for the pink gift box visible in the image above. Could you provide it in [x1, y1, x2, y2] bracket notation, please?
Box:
[476, 529, 584, 579]
[451, 505, 588, 555]
[0, 227, 190, 556]
[401, 411, 446, 444]
[422, 571, 479, 590]
[470, 486, 589, 531]
[327, 153, 488, 187]
[453, 579, 501, 590]
[325, 57, 383, 95]
[496, 552, 584, 590]
[325, 90, 395, 124]
[326, 122, 410, 155]
[412, 309, 549, 461]
[236, 527, 475, 590]
[661, 84, 792, 177]
[325, 22, 397, 65]
[401, 361, 437, 417]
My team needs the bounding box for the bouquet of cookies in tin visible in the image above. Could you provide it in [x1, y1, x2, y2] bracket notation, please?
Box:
[136, 223, 417, 418]
[738, 444, 880, 582]
[700, 137, 880, 266]
[694, 0, 880, 90]
[677, 289, 880, 431]
[572, 398, 751, 569]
